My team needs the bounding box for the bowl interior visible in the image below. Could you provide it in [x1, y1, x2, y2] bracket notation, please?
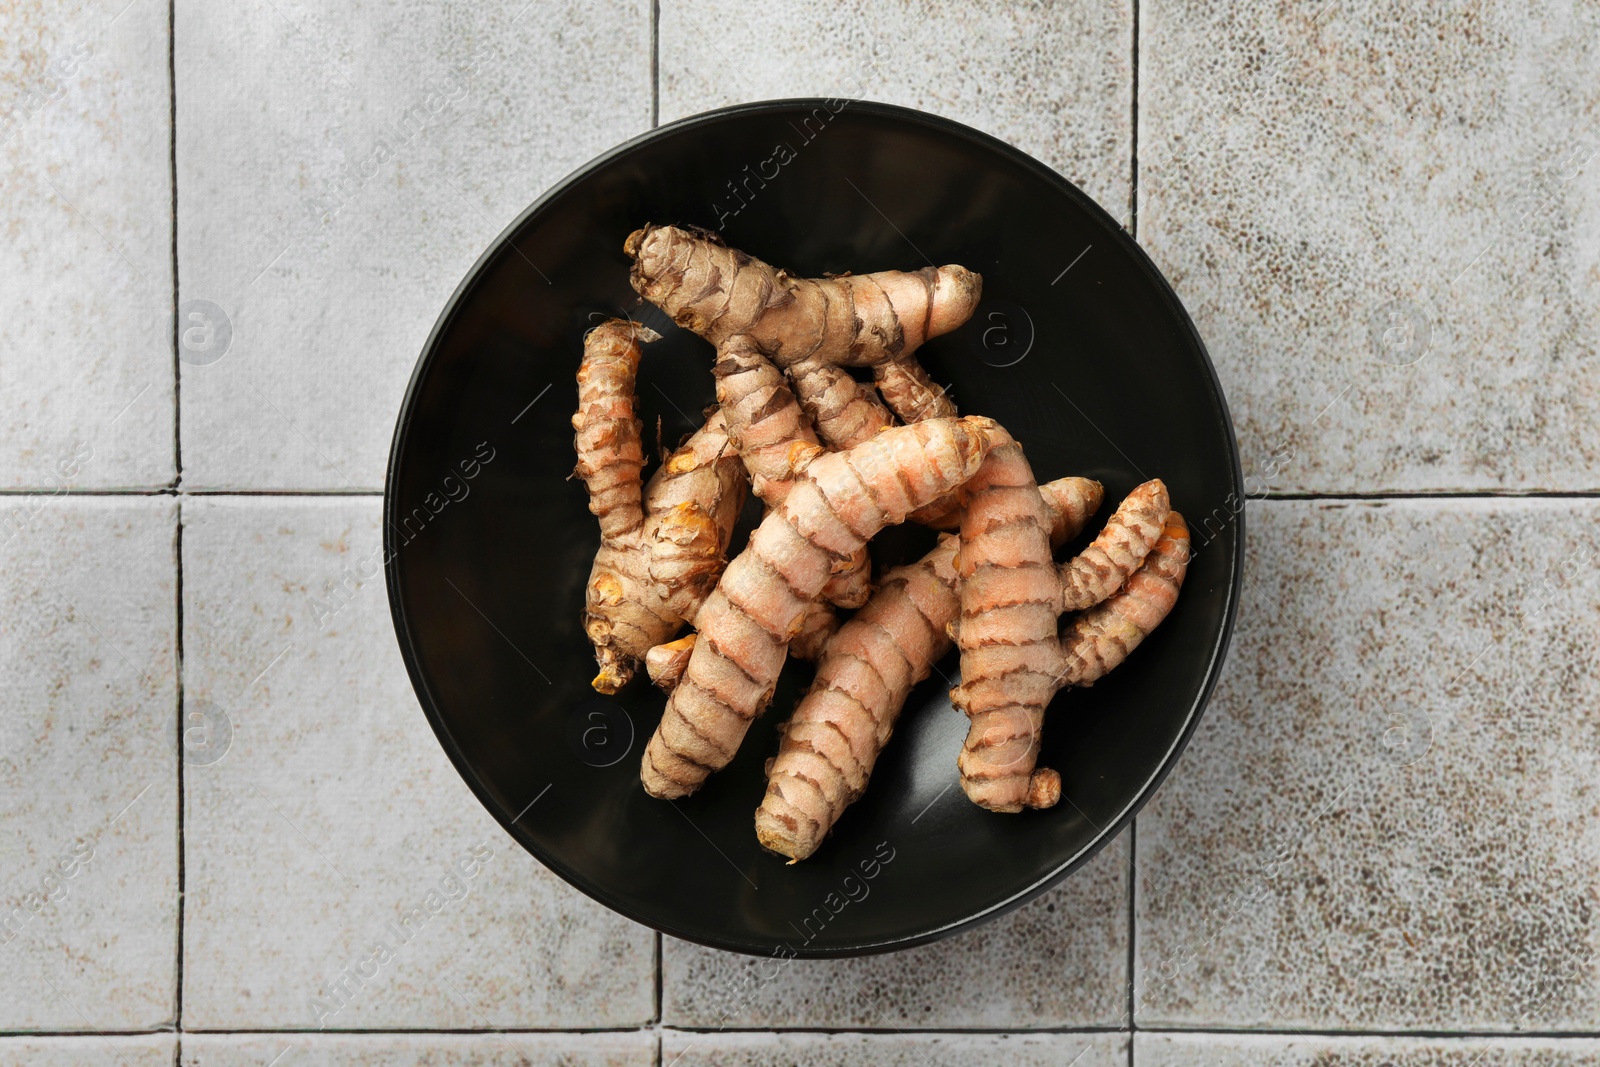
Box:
[386, 100, 1242, 957]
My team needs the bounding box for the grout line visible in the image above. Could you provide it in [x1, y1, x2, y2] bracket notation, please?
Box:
[176, 1026, 1130, 1037]
[169, 0, 182, 492]
[1130, 1025, 1600, 1040]
[653, 932, 663, 1024]
[169, 2, 185, 1044]
[173, 498, 187, 1037]
[13, 1025, 1600, 1040]
[661, 1026, 1134, 1036]
[1128, 0, 1140, 239]
[1127, 12, 1140, 1055]
[1126, 818, 1138, 1065]
[649, 0, 660, 128]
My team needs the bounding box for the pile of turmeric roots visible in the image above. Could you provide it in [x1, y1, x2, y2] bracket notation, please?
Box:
[571, 224, 1190, 863]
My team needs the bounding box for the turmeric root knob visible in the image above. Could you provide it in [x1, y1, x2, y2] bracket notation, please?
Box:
[1059, 479, 1171, 611]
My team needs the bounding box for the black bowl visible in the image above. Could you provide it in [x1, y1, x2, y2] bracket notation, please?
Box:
[385, 99, 1242, 957]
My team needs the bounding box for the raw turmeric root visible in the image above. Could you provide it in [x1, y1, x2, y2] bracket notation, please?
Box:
[645, 634, 696, 692]
[712, 335, 818, 506]
[626, 224, 982, 372]
[953, 423, 1184, 812]
[873, 357, 957, 425]
[787, 356, 895, 449]
[872, 356, 967, 528]
[646, 598, 839, 693]
[714, 334, 871, 609]
[1059, 512, 1190, 686]
[1059, 479, 1171, 611]
[572, 318, 653, 540]
[639, 416, 996, 799]
[755, 476, 1103, 862]
[573, 319, 747, 693]
[790, 599, 841, 661]
[627, 226, 977, 525]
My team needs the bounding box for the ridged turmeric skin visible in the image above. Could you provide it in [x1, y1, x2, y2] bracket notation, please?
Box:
[639, 416, 995, 800]
[952, 422, 1186, 814]
[567, 229, 1200, 856]
[951, 429, 1064, 814]
[755, 477, 1103, 862]
[713, 335, 870, 609]
[626, 223, 982, 370]
[571, 319, 746, 693]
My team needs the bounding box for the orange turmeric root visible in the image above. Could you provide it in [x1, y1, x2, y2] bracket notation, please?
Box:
[755, 476, 1103, 861]
[645, 634, 696, 692]
[1059, 512, 1189, 686]
[786, 355, 895, 450]
[626, 224, 972, 457]
[573, 319, 747, 693]
[647, 597, 839, 693]
[953, 424, 1184, 812]
[639, 416, 996, 799]
[572, 318, 653, 540]
[873, 356, 967, 529]
[626, 224, 982, 372]
[1059, 479, 1171, 611]
[714, 335, 871, 609]
[873, 357, 957, 425]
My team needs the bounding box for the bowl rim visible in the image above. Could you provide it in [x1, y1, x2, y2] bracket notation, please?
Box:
[384, 96, 1245, 958]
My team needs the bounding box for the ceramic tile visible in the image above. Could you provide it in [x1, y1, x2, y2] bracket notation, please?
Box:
[180, 1031, 655, 1066]
[659, 0, 1133, 217]
[179, 496, 654, 1028]
[663, 831, 1129, 1028]
[1139, 1033, 1600, 1066]
[175, 0, 652, 489]
[663, 1030, 1127, 1067]
[0, 498, 177, 1030]
[0, 1035, 174, 1067]
[1140, 0, 1600, 492]
[1137, 498, 1600, 1029]
[0, 0, 173, 488]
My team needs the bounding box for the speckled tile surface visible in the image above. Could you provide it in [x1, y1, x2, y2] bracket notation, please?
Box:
[0, 0, 173, 489]
[662, 831, 1129, 1028]
[7, 0, 1600, 1048]
[1136, 498, 1600, 1030]
[174, 0, 651, 490]
[1140, 1033, 1600, 1065]
[180, 1031, 655, 1066]
[663, 1031, 1128, 1067]
[1139, 0, 1600, 493]
[0, 1035, 175, 1067]
[0, 499, 177, 1030]
[659, 0, 1133, 218]
[178, 497, 654, 1028]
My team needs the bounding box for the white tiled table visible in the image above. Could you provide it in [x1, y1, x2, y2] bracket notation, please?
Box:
[3, 0, 1598, 1062]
